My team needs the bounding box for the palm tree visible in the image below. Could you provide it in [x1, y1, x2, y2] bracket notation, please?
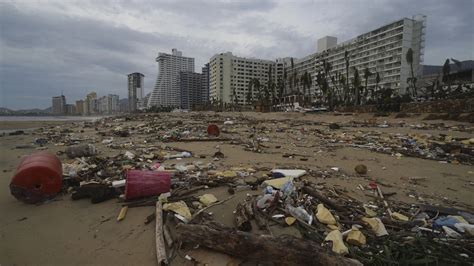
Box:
[344, 50, 350, 105]
[406, 48, 418, 99]
[246, 79, 253, 105]
[363, 67, 373, 105]
[373, 72, 380, 102]
[352, 67, 361, 105]
[442, 59, 451, 96]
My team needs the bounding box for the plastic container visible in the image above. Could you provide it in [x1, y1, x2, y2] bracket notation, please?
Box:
[125, 170, 171, 200]
[10, 151, 63, 204]
[207, 124, 220, 137]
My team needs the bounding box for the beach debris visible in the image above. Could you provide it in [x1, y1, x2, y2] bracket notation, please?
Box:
[324, 230, 349, 255]
[124, 170, 171, 200]
[65, 144, 97, 159]
[354, 164, 368, 175]
[207, 124, 220, 137]
[199, 194, 218, 206]
[10, 151, 62, 204]
[346, 227, 366, 246]
[117, 206, 128, 221]
[163, 201, 192, 222]
[361, 217, 389, 236]
[315, 204, 337, 225]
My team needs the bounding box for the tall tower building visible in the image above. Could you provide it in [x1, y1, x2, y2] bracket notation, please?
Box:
[201, 63, 210, 104]
[148, 49, 195, 108]
[52, 95, 66, 114]
[128, 72, 144, 112]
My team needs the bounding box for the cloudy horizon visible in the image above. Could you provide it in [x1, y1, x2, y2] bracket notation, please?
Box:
[1, 0, 473, 110]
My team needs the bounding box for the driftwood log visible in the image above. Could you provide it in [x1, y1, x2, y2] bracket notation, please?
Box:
[155, 202, 167, 265]
[176, 223, 361, 266]
[234, 201, 252, 231]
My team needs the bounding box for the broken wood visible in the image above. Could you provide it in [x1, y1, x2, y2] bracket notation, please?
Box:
[176, 223, 361, 266]
[235, 201, 252, 231]
[302, 186, 346, 212]
[155, 201, 167, 265]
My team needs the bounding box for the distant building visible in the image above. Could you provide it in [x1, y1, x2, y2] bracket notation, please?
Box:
[52, 95, 66, 114]
[98, 94, 120, 114]
[119, 98, 129, 113]
[128, 72, 144, 112]
[179, 71, 205, 110]
[84, 92, 97, 115]
[65, 104, 76, 115]
[148, 49, 195, 108]
[201, 63, 210, 104]
[75, 100, 84, 115]
[209, 52, 284, 105]
[287, 15, 427, 99]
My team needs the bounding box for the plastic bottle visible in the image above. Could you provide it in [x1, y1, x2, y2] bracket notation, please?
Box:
[65, 144, 97, 158]
[286, 204, 313, 225]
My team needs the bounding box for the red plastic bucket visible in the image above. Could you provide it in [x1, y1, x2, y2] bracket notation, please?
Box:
[207, 124, 220, 137]
[10, 151, 63, 204]
[125, 170, 171, 200]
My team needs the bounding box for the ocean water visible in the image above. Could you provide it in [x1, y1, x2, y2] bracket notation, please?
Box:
[0, 116, 105, 122]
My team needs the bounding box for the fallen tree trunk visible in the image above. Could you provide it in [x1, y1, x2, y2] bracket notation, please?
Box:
[176, 223, 361, 266]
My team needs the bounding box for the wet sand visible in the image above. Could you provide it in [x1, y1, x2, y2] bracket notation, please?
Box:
[0, 112, 473, 265]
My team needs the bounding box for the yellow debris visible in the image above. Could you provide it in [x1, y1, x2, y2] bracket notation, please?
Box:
[324, 230, 349, 255]
[117, 206, 128, 221]
[199, 194, 218, 206]
[362, 217, 389, 236]
[391, 212, 409, 221]
[316, 204, 337, 225]
[285, 217, 296, 226]
[163, 201, 192, 221]
[346, 227, 366, 246]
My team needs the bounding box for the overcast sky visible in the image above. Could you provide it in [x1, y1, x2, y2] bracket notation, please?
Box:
[1, 0, 473, 109]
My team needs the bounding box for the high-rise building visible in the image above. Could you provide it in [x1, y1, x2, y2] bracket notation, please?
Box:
[65, 104, 76, 115]
[201, 64, 210, 104]
[128, 72, 144, 112]
[75, 100, 84, 115]
[179, 71, 205, 110]
[288, 15, 426, 99]
[98, 94, 120, 114]
[52, 95, 66, 114]
[148, 49, 195, 108]
[209, 52, 284, 105]
[84, 92, 97, 115]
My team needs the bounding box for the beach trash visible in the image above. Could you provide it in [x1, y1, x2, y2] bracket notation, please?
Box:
[10, 151, 63, 204]
[125, 170, 171, 200]
[65, 144, 97, 159]
[207, 124, 220, 137]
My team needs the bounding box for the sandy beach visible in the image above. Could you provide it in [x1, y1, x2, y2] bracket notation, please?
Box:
[0, 112, 473, 265]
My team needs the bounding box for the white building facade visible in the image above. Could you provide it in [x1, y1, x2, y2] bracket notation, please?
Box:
[288, 15, 426, 99]
[148, 49, 195, 108]
[209, 52, 284, 105]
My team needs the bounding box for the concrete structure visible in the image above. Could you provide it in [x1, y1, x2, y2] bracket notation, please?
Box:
[288, 15, 426, 100]
[52, 95, 66, 114]
[98, 94, 120, 114]
[84, 92, 97, 115]
[179, 71, 205, 110]
[201, 63, 210, 104]
[148, 49, 195, 108]
[75, 100, 84, 115]
[317, 36, 337, 53]
[65, 104, 75, 115]
[128, 72, 144, 112]
[209, 52, 284, 105]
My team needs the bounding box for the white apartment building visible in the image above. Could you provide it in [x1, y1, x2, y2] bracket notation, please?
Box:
[288, 15, 426, 98]
[98, 94, 119, 114]
[209, 52, 284, 105]
[148, 49, 195, 108]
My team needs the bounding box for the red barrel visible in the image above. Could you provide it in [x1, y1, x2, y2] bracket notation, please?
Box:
[207, 124, 220, 137]
[125, 170, 171, 200]
[10, 152, 63, 204]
